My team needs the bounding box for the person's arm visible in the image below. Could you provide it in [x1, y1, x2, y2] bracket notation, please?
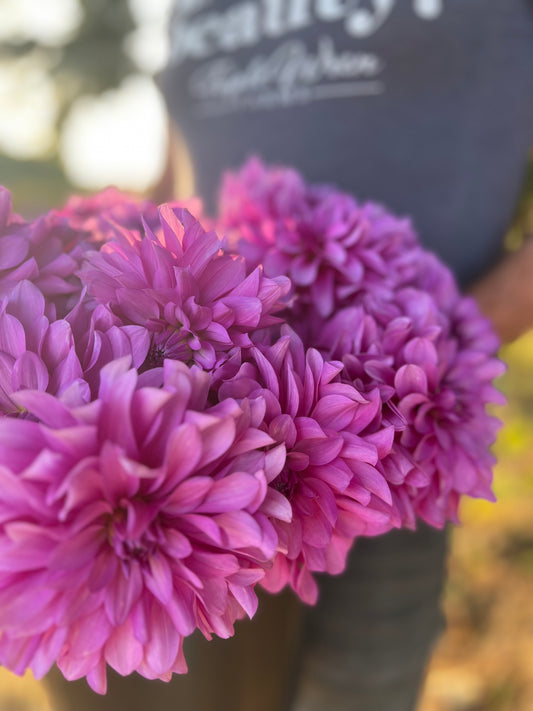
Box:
[470, 236, 533, 345]
[151, 121, 195, 204]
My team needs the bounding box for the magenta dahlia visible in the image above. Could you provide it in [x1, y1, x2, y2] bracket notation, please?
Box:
[219, 158, 504, 531]
[0, 358, 284, 692]
[0, 188, 173, 319]
[0, 200, 94, 319]
[219, 157, 421, 319]
[0, 163, 505, 693]
[217, 328, 396, 603]
[80, 204, 291, 372]
[317, 289, 504, 529]
[54, 187, 186, 245]
[0, 279, 88, 414]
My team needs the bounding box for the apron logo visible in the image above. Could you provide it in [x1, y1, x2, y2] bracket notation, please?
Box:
[171, 0, 445, 64]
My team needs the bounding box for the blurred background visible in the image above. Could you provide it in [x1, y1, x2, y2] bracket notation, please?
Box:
[0, 1, 533, 709]
[0, 0, 173, 212]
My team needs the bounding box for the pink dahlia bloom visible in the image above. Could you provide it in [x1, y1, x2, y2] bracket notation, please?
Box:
[0, 280, 88, 414]
[404, 295, 505, 526]
[219, 157, 307, 228]
[0, 168, 505, 689]
[219, 157, 421, 318]
[0, 358, 284, 692]
[81, 204, 291, 372]
[0, 203, 95, 319]
[55, 187, 188, 244]
[217, 328, 396, 604]
[219, 158, 504, 531]
[318, 290, 504, 529]
[66, 299, 151, 399]
[0, 188, 173, 319]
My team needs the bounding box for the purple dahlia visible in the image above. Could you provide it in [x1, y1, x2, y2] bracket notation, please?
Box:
[0, 280, 88, 414]
[219, 157, 421, 319]
[318, 290, 504, 528]
[217, 328, 395, 603]
[80, 204, 291, 372]
[0, 196, 93, 318]
[0, 358, 284, 692]
[54, 187, 199, 244]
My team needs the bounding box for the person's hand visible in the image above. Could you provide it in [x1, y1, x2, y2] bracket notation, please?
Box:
[470, 236, 533, 345]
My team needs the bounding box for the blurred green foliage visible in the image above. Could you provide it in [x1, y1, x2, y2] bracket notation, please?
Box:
[0, 1, 135, 93]
[0, 0, 137, 209]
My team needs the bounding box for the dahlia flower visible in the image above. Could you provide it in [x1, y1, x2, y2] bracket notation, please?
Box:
[0, 280, 88, 414]
[0, 165, 504, 693]
[0, 196, 93, 318]
[317, 291, 504, 528]
[217, 328, 396, 603]
[65, 299, 151, 399]
[0, 188, 174, 319]
[0, 358, 285, 692]
[219, 158, 504, 530]
[81, 204, 291, 372]
[219, 157, 307, 228]
[219, 157, 421, 319]
[54, 187, 191, 244]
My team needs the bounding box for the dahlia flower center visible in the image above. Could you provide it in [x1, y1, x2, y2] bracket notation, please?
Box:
[107, 505, 159, 563]
[142, 330, 192, 370]
[144, 343, 167, 370]
[428, 388, 466, 422]
[273, 467, 298, 501]
[0, 394, 25, 418]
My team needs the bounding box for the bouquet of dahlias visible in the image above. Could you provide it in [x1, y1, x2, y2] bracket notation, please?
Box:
[0, 159, 503, 693]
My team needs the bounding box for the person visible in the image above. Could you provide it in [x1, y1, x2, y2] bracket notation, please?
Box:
[159, 2, 533, 710]
[45, 2, 533, 709]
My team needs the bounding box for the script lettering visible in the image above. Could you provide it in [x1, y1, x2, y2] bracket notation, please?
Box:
[218, 3, 261, 51]
[316, 0, 346, 22]
[287, 0, 314, 30]
[264, 0, 286, 36]
[413, 0, 443, 20]
[345, 0, 395, 38]
[169, 0, 447, 66]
